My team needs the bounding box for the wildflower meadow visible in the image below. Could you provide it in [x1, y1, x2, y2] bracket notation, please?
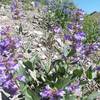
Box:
[0, 0, 100, 100]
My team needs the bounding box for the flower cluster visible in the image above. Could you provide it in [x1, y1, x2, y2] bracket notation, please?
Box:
[53, 26, 61, 34]
[11, 0, 24, 19]
[64, 9, 100, 58]
[66, 81, 82, 97]
[63, 9, 100, 97]
[40, 85, 65, 100]
[0, 26, 23, 95]
[64, 9, 86, 56]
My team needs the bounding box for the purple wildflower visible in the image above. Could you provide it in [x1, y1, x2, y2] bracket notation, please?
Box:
[53, 26, 61, 33]
[67, 23, 73, 32]
[3, 80, 18, 95]
[0, 26, 22, 95]
[65, 81, 82, 97]
[56, 89, 65, 97]
[64, 34, 73, 41]
[84, 43, 100, 55]
[74, 32, 86, 41]
[11, 0, 24, 19]
[16, 75, 26, 82]
[92, 43, 100, 50]
[71, 56, 80, 64]
[73, 9, 85, 20]
[40, 85, 65, 99]
[66, 82, 79, 92]
[11, 0, 17, 12]
[75, 43, 85, 54]
[94, 66, 100, 71]
[0, 26, 10, 35]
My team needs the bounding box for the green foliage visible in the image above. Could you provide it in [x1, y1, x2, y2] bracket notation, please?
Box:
[72, 69, 83, 78]
[41, 0, 76, 30]
[23, 61, 33, 70]
[0, 0, 11, 4]
[83, 15, 100, 43]
[16, 53, 75, 99]
[85, 67, 93, 79]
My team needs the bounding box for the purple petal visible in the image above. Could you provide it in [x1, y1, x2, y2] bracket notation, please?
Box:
[16, 75, 26, 82]
[74, 32, 86, 41]
[53, 26, 61, 33]
[56, 89, 65, 97]
[64, 34, 73, 41]
[94, 66, 100, 71]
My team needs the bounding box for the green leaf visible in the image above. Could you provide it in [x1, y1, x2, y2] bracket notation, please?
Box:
[55, 77, 71, 88]
[19, 83, 40, 100]
[52, 59, 64, 66]
[26, 88, 40, 100]
[19, 84, 33, 100]
[72, 69, 83, 78]
[67, 49, 75, 57]
[23, 61, 33, 70]
[86, 67, 92, 79]
[24, 91, 33, 100]
[58, 66, 66, 76]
